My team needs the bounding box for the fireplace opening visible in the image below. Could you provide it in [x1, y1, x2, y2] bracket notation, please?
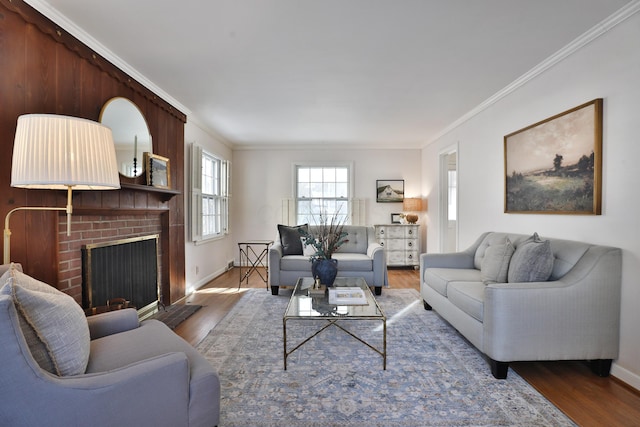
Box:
[82, 234, 160, 319]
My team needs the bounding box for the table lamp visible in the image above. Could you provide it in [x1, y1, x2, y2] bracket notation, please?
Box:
[402, 197, 423, 224]
[3, 114, 121, 264]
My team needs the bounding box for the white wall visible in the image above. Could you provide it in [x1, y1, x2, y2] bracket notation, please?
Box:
[183, 120, 235, 293]
[422, 11, 640, 390]
[231, 148, 423, 249]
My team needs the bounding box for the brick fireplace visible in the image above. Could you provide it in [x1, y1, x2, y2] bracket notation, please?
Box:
[58, 214, 163, 305]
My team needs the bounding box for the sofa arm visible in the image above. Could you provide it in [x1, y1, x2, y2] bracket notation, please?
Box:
[484, 257, 621, 364]
[87, 308, 140, 340]
[483, 245, 621, 362]
[420, 252, 475, 270]
[367, 242, 387, 287]
[366, 242, 382, 258]
[268, 242, 283, 287]
[14, 352, 190, 427]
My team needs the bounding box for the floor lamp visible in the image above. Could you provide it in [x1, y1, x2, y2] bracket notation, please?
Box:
[3, 114, 121, 264]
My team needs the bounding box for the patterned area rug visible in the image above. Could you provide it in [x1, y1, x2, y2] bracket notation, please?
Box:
[150, 303, 202, 329]
[196, 289, 575, 427]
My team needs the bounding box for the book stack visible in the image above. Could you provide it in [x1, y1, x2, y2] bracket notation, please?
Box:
[328, 287, 368, 305]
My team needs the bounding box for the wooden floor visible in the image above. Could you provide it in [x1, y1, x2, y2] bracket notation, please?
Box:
[174, 268, 640, 427]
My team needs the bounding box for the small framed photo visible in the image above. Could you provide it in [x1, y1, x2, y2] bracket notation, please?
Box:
[391, 213, 403, 224]
[144, 152, 171, 189]
[376, 179, 404, 202]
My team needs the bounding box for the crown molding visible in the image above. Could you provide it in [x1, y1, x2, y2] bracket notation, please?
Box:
[23, 0, 191, 117]
[423, 0, 640, 148]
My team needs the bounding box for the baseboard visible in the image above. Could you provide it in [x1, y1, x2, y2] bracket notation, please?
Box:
[190, 267, 229, 292]
[611, 363, 640, 393]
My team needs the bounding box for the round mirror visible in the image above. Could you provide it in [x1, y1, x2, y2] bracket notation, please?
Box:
[99, 97, 152, 178]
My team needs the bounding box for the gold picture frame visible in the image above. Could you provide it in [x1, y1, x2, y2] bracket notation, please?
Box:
[504, 99, 603, 215]
[144, 152, 171, 189]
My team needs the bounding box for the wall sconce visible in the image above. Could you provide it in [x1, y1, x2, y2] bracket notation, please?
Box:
[402, 197, 425, 224]
[3, 114, 120, 264]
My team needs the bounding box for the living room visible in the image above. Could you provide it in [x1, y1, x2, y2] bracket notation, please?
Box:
[1, 0, 639, 425]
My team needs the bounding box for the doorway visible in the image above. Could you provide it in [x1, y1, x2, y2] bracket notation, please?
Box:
[439, 148, 458, 252]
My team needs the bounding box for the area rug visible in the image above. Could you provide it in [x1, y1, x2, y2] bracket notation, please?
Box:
[196, 289, 575, 427]
[150, 303, 202, 329]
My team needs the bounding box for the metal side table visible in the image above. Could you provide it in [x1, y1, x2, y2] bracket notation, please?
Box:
[237, 240, 273, 290]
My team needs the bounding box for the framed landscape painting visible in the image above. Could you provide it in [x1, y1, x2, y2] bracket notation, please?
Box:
[504, 99, 603, 215]
[376, 180, 404, 203]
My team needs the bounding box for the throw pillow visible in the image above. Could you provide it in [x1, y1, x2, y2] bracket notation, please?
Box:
[508, 232, 554, 283]
[0, 264, 56, 373]
[480, 237, 515, 284]
[278, 224, 308, 256]
[0, 262, 22, 276]
[1, 266, 90, 376]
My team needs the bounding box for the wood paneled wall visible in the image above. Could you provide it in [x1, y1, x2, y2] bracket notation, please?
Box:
[0, 0, 186, 304]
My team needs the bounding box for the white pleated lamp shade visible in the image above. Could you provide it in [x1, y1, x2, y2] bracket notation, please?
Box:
[11, 114, 121, 190]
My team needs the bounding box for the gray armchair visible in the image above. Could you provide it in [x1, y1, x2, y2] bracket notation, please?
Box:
[0, 264, 220, 427]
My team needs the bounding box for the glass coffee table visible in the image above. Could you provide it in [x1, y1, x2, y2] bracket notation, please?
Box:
[283, 277, 387, 370]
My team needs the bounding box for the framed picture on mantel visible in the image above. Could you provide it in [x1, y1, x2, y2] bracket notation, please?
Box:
[145, 152, 171, 189]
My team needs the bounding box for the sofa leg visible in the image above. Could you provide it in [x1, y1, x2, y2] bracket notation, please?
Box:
[589, 359, 613, 377]
[489, 359, 509, 379]
[271, 286, 279, 296]
[374, 286, 382, 296]
[423, 300, 432, 310]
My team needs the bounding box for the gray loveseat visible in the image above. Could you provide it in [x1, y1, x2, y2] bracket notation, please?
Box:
[420, 232, 622, 379]
[269, 225, 387, 295]
[0, 263, 220, 427]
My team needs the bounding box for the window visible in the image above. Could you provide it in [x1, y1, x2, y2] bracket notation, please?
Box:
[191, 144, 230, 242]
[448, 169, 457, 221]
[295, 165, 351, 225]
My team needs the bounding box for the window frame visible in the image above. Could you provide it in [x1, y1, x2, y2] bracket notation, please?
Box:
[293, 162, 354, 225]
[190, 143, 230, 243]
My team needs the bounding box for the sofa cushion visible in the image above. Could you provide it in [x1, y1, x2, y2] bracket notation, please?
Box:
[331, 253, 373, 271]
[333, 226, 369, 254]
[447, 281, 485, 322]
[423, 268, 482, 297]
[278, 224, 308, 255]
[0, 267, 90, 376]
[508, 233, 554, 283]
[280, 255, 312, 271]
[480, 237, 515, 284]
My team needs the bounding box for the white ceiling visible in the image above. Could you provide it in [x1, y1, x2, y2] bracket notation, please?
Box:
[29, 0, 631, 149]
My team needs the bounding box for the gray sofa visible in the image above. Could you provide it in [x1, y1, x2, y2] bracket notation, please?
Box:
[420, 232, 622, 379]
[269, 225, 387, 295]
[0, 263, 220, 427]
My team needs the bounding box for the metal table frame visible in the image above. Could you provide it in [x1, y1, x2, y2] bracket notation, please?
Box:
[237, 240, 273, 290]
[283, 277, 387, 370]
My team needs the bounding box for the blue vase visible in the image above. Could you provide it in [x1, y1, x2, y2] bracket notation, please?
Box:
[311, 259, 338, 286]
